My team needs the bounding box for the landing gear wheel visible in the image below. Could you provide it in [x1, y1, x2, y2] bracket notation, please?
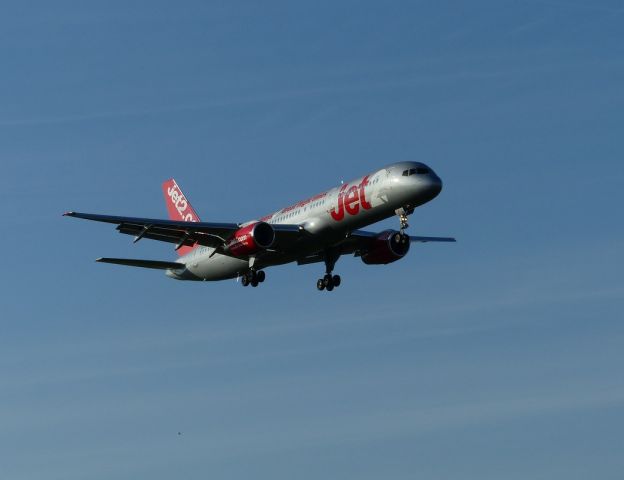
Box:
[316, 248, 342, 292]
[243, 270, 263, 288]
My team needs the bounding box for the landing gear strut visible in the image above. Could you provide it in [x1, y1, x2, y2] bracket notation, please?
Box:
[316, 250, 341, 292]
[241, 269, 265, 287]
[396, 206, 414, 234]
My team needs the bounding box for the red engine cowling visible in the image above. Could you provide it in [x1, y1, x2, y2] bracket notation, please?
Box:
[225, 222, 275, 257]
[361, 230, 410, 265]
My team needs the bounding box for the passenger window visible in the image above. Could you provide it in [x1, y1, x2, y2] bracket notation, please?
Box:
[402, 170, 409, 176]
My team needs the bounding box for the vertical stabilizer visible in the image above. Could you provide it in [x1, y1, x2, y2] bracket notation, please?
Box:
[162, 179, 201, 256]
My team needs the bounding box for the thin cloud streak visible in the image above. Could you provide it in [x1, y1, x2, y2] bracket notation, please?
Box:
[1, 56, 612, 129]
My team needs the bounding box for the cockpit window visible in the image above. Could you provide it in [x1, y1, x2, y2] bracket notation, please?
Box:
[403, 166, 431, 176]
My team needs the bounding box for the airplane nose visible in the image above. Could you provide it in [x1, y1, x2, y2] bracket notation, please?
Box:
[427, 174, 442, 198]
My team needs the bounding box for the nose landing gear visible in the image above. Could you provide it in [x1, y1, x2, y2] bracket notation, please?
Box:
[395, 206, 414, 234]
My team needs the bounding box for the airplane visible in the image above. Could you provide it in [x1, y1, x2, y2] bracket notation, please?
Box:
[64, 161, 455, 291]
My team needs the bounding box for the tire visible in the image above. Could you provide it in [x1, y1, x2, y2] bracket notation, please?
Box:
[256, 270, 265, 283]
[332, 275, 341, 287]
[317, 278, 325, 291]
[326, 282, 334, 292]
[251, 278, 259, 287]
[241, 275, 250, 287]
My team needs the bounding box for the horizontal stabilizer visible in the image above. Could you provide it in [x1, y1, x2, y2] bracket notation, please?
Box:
[96, 258, 185, 270]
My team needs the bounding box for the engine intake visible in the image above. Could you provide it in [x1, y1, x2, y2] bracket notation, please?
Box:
[361, 230, 410, 265]
[226, 221, 275, 257]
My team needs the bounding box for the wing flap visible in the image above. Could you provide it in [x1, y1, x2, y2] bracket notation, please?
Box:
[116, 224, 220, 248]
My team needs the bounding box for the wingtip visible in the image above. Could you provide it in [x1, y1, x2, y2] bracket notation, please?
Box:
[63, 211, 75, 217]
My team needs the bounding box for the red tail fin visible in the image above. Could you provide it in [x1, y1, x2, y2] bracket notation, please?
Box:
[162, 179, 201, 256]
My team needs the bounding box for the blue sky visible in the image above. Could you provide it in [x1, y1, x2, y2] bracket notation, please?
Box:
[1, 1, 623, 478]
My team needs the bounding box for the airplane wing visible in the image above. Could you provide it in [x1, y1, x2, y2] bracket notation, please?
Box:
[297, 229, 456, 265]
[350, 229, 456, 244]
[63, 211, 301, 254]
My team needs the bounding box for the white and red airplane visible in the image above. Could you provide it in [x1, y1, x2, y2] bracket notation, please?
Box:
[65, 162, 455, 291]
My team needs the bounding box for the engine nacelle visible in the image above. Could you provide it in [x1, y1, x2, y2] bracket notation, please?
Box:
[361, 230, 410, 265]
[225, 221, 275, 257]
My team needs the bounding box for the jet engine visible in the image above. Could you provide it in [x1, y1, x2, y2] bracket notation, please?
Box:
[361, 230, 410, 265]
[225, 221, 275, 257]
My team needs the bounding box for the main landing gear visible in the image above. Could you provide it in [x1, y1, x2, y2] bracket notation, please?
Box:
[316, 249, 341, 292]
[316, 274, 341, 292]
[241, 269, 265, 287]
